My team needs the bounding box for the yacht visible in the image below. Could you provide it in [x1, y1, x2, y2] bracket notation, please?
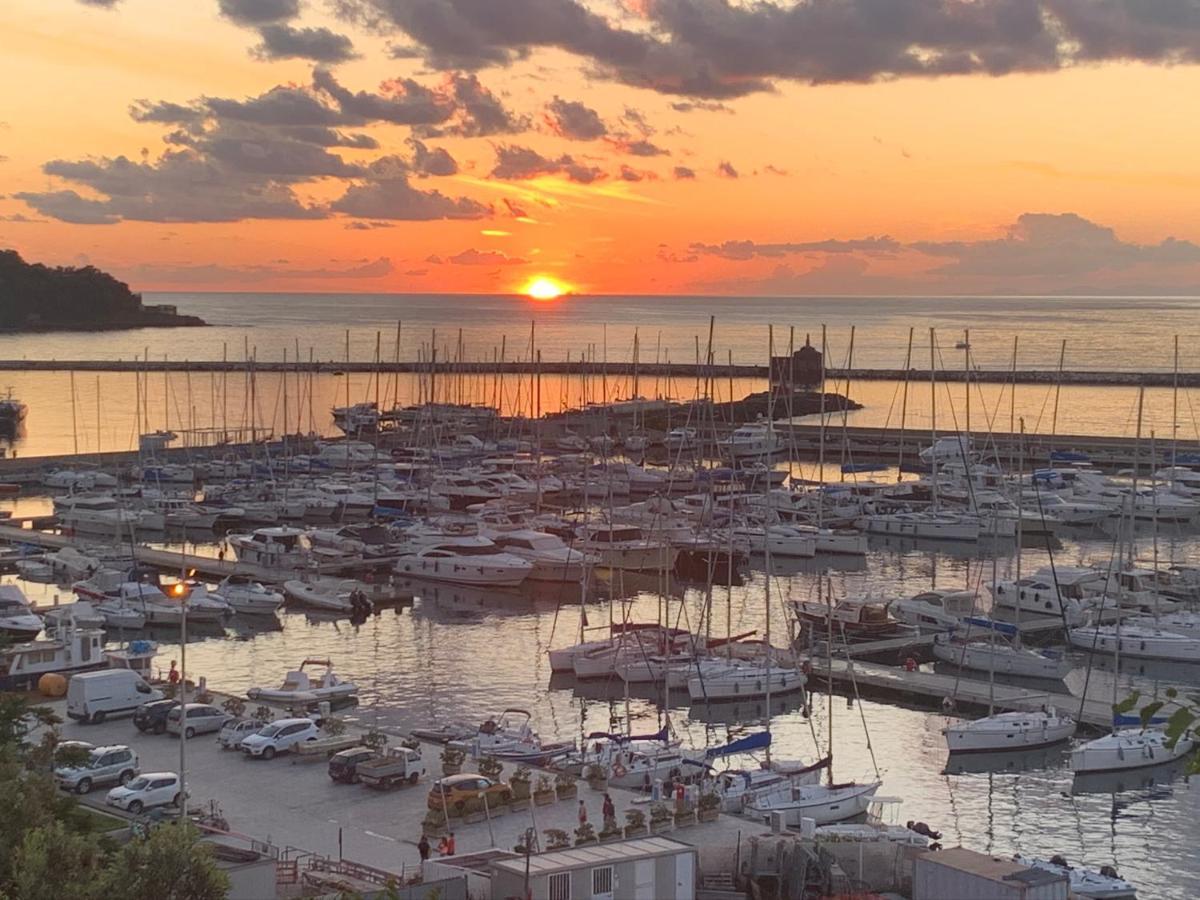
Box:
[577, 525, 678, 572]
[228, 527, 314, 574]
[792, 597, 912, 641]
[1072, 727, 1195, 774]
[944, 709, 1076, 753]
[0, 585, 43, 639]
[731, 523, 816, 558]
[990, 565, 1105, 622]
[0, 621, 156, 690]
[283, 578, 372, 613]
[43, 469, 118, 491]
[664, 427, 698, 452]
[887, 589, 977, 633]
[487, 529, 593, 582]
[1068, 622, 1200, 663]
[393, 538, 533, 587]
[861, 510, 980, 541]
[1014, 856, 1136, 900]
[687, 659, 806, 701]
[98, 581, 230, 626]
[56, 494, 162, 532]
[212, 574, 284, 615]
[719, 423, 781, 460]
[749, 780, 882, 826]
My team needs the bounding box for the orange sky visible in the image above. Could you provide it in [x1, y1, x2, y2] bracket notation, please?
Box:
[3, 0, 1200, 296]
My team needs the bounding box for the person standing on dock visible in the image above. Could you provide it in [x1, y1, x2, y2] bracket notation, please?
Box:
[578, 800, 588, 827]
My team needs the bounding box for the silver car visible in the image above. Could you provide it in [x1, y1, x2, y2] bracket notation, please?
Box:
[166, 703, 230, 739]
[55, 745, 139, 794]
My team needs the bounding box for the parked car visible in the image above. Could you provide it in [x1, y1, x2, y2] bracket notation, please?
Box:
[67, 670, 163, 724]
[240, 717, 319, 760]
[55, 745, 139, 794]
[166, 703, 230, 739]
[133, 699, 179, 735]
[106, 772, 185, 814]
[217, 718, 264, 750]
[328, 746, 378, 784]
[426, 773, 510, 812]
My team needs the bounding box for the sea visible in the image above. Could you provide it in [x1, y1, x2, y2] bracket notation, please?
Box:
[4, 292, 1200, 897]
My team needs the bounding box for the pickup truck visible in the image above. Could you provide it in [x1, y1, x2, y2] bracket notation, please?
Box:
[356, 746, 427, 790]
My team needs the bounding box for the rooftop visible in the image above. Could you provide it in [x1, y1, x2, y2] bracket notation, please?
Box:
[491, 837, 695, 877]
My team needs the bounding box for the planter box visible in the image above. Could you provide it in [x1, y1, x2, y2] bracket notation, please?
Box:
[598, 831, 623, 844]
[463, 811, 486, 825]
[555, 786, 578, 801]
[698, 808, 719, 823]
[534, 791, 556, 807]
[441, 763, 462, 776]
[650, 820, 673, 834]
[510, 783, 531, 801]
[509, 798, 530, 812]
[574, 837, 598, 847]
[624, 825, 648, 839]
[587, 779, 609, 792]
[674, 812, 696, 828]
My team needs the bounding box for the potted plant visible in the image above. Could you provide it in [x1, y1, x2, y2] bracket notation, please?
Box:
[554, 771, 577, 801]
[544, 829, 571, 850]
[574, 822, 598, 846]
[252, 705, 273, 724]
[461, 795, 486, 824]
[584, 763, 608, 792]
[599, 819, 623, 843]
[221, 697, 246, 719]
[400, 737, 420, 750]
[441, 746, 465, 776]
[674, 803, 697, 829]
[422, 809, 447, 838]
[509, 765, 532, 801]
[323, 717, 347, 737]
[533, 775, 555, 806]
[698, 792, 721, 823]
[479, 756, 504, 781]
[363, 729, 389, 751]
[649, 803, 673, 834]
[623, 809, 647, 839]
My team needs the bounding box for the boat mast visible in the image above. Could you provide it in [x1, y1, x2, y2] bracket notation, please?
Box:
[963, 329, 970, 436]
[817, 324, 827, 526]
[898, 327, 913, 480]
[929, 328, 938, 509]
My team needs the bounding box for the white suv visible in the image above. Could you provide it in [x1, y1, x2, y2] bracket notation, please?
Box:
[55, 745, 139, 794]
[106, 772, 185, 813]
[240, 717, 319, 759]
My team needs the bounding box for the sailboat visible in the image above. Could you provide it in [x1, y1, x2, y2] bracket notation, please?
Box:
[1073, 393, 1197, 775]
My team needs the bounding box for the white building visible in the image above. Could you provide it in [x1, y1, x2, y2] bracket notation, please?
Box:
[488, 837, 697, 900]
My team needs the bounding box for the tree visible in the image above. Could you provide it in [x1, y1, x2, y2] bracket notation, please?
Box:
[12, 821, 106, 900]
[97, 824, 228, 900]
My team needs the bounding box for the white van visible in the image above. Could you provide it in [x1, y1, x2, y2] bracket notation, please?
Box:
[67, 670, 164, 724]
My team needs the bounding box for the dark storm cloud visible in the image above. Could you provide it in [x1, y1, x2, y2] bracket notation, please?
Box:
[545, 96, 608, 140]
[336, 0, 1200, 99]
[253, 24, 358, 63]
[490, 144, 604, 184]
[217, 0, 299, 25]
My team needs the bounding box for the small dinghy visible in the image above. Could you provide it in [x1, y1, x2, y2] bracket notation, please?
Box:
[1014, 855, 1136, 899]
[246, 658, 359, 703]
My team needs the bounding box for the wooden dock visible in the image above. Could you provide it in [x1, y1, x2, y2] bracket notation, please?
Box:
[816, 657, 1119, 730]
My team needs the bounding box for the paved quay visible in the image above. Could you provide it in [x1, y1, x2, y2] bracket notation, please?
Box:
[41, 697, 758, 878]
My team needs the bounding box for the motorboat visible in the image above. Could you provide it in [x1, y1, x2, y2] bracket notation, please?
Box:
[43, 468, 117, 491]
[212, 574, 284, 615]
[228, 526, 315, 574]
[1013, 856, 1136, 899]
[1072, 727, 1194, 774]
[577, 525, 678, 573]
[56, 494, 163, 532]
[731, 523, 816, 558]
[486, 529, 593, 582]
[549, 625, 683, 674]
[247, 658, 359, 703]
[14, 556, 54, 582]
[0, 585, 43, 639]
[41, 599, 106, 632]
[393, 538, 533, 587]
[283, 578, 374, 613]
[990, 565, 1105, 623]
[792, 597, 912, 641]
[719, 423, 781, 460]
[887, 589, 976, 634]
[94, 600, 147, 630]
[749, 780, 882, 826]
[664, 428, 698, 452]
[933, 630, 1071, 680]
[861, 510, 980, 541]
[813, 528, 869, 555]
[309, 523, 402, 557]
[0, 620, 155, 690]
[944, 709, 1076, 753]
[97, 580, 230, 627]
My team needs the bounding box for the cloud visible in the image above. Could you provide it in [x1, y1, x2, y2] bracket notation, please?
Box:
[490, 144, 604, 184]
[130, 256, 392, 283]
[217, 0, 299, 25]
[616, 138, 668, 157]
[448, 248, 528, 265]
[621, 106, 654, 136]
[76, 0, 120, 7]
[686, 212, 1200, 294]
[311, 69, 450, 126]
[407, 138, 458, 176]
[672, 165, 696, 179]
[545, 96, 607, 140]
[344, 220, 395, 229]
[502, 198, 530, 218]
[338, 0, 1200, 99]
[331, 166, 489, 220]
[17, 151, 325, 223]
[202, 86, 344, 127]
[671, 100, 732, 113]
[691, 236, 901, 260]
[434, 73, 529, 137]
[253, 24, 357, 63]
[716, 160, 738, 178]
[619, 164, 652, 182]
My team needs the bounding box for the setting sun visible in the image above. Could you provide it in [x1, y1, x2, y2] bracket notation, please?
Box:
[522, 276, 569, 301]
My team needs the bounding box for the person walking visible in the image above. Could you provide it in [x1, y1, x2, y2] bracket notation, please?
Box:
[578, 800, 588, 827]
[417, 834, 431, 862]
[601, 793, 616, 828]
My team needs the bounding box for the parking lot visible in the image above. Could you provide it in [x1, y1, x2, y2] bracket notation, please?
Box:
[45, 699, 748, 875]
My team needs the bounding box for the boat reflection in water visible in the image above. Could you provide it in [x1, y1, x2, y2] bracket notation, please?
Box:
[688, 690, 808, 726]
[943, 743, 1070, 776]
[1071, 755, 1193, 796]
